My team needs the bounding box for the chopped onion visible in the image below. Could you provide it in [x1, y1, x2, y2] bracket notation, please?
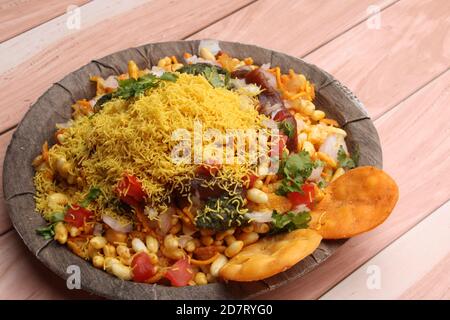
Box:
[245, 211, 273, 223]
[158, 210, 173, 235]
[292, 204, 311, 213]
[179, 235, 193, 248]
[93, 223, 103, 236]
[308, 165, 323, 182]
[104, 75, 118, 89]
[185, 55, 220, 66]
[319, 134, 348, 162]
[260, 63, 271, 70]
[149, 66, 165, 77]
[198, 39, 221, 55]
[261, 68, 277, 88]
[102, 215, 133, 233]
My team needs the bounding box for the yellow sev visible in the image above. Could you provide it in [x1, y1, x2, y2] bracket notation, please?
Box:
[34, 73, 268, 219]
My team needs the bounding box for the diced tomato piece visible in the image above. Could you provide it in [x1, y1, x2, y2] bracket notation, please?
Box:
[116, 174, 146, 207]
[165, 258, 193, 287]
[131, 252, 157, 282]
[287, 184, 315, 209]
[196, 159, 222, 176]
[273, 109, 290, 121]
[246, 174, 258, 189]
[64, 205, 93, 228]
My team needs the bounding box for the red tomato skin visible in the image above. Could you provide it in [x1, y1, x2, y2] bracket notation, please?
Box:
[165, 258, 193, 287]
[64, 205, 93, 228]
[131, 252, 156, 282]
[116, 174, 146, 206]
[287, 184, 315, 209]
[246, 174, 258, 189]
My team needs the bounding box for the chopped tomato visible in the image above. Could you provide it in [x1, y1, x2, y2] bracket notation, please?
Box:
[131, 252, 157, 282]
[273, 109, 290, 122]
[196, 159, 222, 176]
[287, 184, 315, 209]
[246, 174, 258, 189]
[165, 258, 193, 287]
[64, 205, 93, 228]
[116, 174, 146, 207]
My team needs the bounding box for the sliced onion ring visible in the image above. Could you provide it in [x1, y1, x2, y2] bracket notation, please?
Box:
[102, 215, 133, 233]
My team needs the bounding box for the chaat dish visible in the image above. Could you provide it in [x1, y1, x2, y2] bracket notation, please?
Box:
[32, 40, 398, 286]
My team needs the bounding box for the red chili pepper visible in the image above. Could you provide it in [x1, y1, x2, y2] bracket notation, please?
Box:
[64, 205, 93, 228]
[287, 184, 315, 209]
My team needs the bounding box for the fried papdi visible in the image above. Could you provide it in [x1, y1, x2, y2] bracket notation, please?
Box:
[220, 229, 322, 281]
[310, 166, 399, 239]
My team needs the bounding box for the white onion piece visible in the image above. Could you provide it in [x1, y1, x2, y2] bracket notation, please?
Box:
[179, 235, 193, 248]
[93, 223, 103, 236]
[260, 63, 271, 70]
[185, 55, 220, 66]
[319, 134, 348, 162]
[292, 204, 311, 213]
[149, 66, 165, 77]
[308, 166, 324, 182]
[158, 210, 173, 235]
[245, 211, 273, 223]
[261, 68, 277, 88]
[198, 39, 221, 55]
[102, 215, 133, 233]
[104, 75, 118, 89]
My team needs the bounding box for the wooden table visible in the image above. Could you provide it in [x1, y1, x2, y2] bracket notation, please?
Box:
[0, 0, 449, 300]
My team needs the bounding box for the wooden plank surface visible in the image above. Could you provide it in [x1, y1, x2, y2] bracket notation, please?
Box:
[0, 130, 14, 234]
[257, 69, 450, 299]
[320, 200, 450, 299]
[400, 253, 450, 300]
[0, 0, 90, 42]
[0, 0, 152, 74]
[191, 0, 397, 56]
[304, 0, 450, 119]
[0, 0, 255, 132]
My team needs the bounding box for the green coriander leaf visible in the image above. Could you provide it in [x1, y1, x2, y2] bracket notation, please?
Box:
[317, 180, 328, 189]
[80, 187, 101, 207]
[337, 146, 356, 169]
[270, 210, 311, 234]
[279, 120, 295, 138]
[178, 63, 230, 88]
[36, 224, 55, 240]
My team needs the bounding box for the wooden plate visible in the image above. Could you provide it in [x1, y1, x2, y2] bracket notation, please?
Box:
[2, 40, 382, 300]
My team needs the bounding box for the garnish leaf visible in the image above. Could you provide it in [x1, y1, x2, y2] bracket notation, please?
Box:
[276, 151, 315, 195]
[114, 72, 178, 100]
[36, 224, 56, 240]
[337, 146, 358, 169]
[80, 187, 101, 207]
[270, 210, 311, 234]
[279, 120, 295, 138]
[178, 63, 230, 88]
